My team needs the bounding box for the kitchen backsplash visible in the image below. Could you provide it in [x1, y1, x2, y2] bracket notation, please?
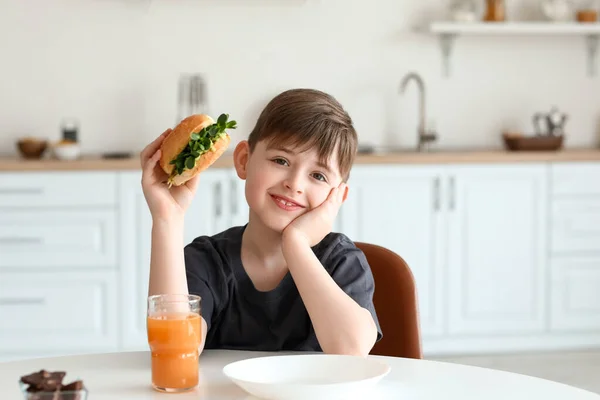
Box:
[1, 0, 599, 156]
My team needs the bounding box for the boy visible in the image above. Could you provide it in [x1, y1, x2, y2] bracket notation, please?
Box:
[140, 88, 382, 356]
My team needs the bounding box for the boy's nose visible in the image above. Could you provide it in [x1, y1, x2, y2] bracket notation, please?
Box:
[284, 176, 304, 194]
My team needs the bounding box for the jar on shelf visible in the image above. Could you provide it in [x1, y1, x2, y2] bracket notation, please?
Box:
[483, 0, 506, 22]
[577, 0, 599, 22]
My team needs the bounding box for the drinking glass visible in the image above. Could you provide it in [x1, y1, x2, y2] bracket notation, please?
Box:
[147, 294, 202, 393]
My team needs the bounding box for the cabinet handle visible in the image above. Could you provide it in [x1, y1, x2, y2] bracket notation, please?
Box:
[0, 237, 43, 245]
[230, 180, 237, 215]
[449, 176, 455, 211]
[433, 177, 440, 211]
[0, 188, 43, 195]
[215, 182, 222, 217]
[0, 298, 45, 306]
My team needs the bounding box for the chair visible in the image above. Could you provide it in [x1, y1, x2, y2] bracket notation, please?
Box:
[354, 242, 422, 359]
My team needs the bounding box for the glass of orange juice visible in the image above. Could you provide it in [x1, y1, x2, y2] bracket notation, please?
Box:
[147, 294, 202, 393]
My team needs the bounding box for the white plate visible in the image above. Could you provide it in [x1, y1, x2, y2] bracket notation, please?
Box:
[222, 353, 391, 400]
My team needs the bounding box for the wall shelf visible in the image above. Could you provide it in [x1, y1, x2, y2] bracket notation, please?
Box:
[429, 22, 600, 78]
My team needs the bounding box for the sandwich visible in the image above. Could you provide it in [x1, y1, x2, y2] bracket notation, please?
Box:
[159, 113, 237, 187]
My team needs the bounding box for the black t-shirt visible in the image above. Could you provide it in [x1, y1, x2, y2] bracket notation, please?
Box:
[184, 225, 383, 352]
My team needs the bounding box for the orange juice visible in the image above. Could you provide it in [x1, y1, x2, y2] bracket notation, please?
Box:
[147, 312, 202, 392]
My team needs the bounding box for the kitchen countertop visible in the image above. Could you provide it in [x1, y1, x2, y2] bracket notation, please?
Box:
[0, 149, 599, 171]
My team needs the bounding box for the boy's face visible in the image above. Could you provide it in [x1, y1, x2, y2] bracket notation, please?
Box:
[234, 138, 346, 234]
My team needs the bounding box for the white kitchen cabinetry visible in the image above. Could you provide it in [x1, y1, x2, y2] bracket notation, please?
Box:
[0, 271, 118, 357]
[0, 210, 116, 269]
[548, 163, 600, 333]
[118, 168, 247, 351]
[445, 165, 547, 336]
[0, 171, 116, 207]
[1, 161, 600, 361]
[342, 164, 548, 353]
[0, 172, 120, 362]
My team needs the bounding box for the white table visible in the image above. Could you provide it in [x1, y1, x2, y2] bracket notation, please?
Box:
[1, 350, 599, 399]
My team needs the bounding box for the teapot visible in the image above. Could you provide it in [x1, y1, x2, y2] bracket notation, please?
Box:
[533, 107, 568, 136]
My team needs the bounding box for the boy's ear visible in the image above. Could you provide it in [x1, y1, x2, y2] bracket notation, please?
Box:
[342, 185, 349, 203]
[233, 140, 250, 180]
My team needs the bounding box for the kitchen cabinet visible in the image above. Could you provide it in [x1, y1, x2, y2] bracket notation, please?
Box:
[0, 171, 120, 362]
[445, 165, 547, 336]
[339, 164, 548, 346]
[0, 210, 117, 269]
[0, 271, 118, 358]
[548, 163, 600, 334]
[1, 160, 600, 361]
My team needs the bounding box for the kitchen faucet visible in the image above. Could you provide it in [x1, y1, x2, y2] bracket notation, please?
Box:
[399, 72, 437, 152]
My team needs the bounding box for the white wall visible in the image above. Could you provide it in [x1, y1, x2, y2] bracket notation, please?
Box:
[1, 0, 599, 156]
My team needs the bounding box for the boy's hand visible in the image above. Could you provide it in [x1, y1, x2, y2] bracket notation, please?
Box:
[140, 129, 200, 222]
[282, 182, 348, 248]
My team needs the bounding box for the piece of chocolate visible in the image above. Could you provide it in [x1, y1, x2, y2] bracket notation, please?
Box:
[21, 370, 45, 386]
[20, 369, 83, 400]
[21, 369, 66, 389]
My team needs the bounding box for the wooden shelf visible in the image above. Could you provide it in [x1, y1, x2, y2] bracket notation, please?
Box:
[429, 22, 600, 77]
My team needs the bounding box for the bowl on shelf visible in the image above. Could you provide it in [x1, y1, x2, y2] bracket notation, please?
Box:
[502, 132, 564, 152]
[52, 140, 81, 161]
[16, 137, 48, 159]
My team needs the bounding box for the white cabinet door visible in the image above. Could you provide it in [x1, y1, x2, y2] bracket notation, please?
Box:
[550, 257, 600, 331]
[0, 271, 118, 358]
[446, 165, 548, 335]
[0, 210, 116, 269]
[118, 169, 239, 350]
[0, 171, 117, 207]
[339, 165, 446, 337]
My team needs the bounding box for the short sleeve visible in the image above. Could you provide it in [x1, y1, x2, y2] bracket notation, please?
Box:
[184, 238, 223, 332]
[327, 239, 383, 343]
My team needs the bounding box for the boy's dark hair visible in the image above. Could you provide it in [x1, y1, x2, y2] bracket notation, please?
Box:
[247, 88, 358, 181]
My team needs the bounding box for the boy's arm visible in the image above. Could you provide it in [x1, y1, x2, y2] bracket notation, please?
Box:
[141, 131, 213, 352]
[148, 218, 188, 296]
[282, 235, 378, 357]
[148, 217, 209, 351]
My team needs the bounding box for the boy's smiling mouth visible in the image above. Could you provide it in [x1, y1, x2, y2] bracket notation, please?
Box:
[269, 194, 305, 211]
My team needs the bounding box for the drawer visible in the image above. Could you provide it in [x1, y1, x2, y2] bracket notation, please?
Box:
[551, 163, 600, 196]
[551, 198, 600, 254]
[550, 257, 600, 332]
[0, 171, 117, 207]
[0, 271, 118, 353]
[0, 210, 117, 268]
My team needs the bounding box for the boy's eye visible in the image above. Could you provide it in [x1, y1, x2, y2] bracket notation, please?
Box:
[272, 158, 289, 166]
[311, 172, 327, 182]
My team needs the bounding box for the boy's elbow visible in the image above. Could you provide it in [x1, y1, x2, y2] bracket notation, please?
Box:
[323, 316, 378, 357]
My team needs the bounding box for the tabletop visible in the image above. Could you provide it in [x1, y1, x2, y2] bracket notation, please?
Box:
[1, 350, 599, 399]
